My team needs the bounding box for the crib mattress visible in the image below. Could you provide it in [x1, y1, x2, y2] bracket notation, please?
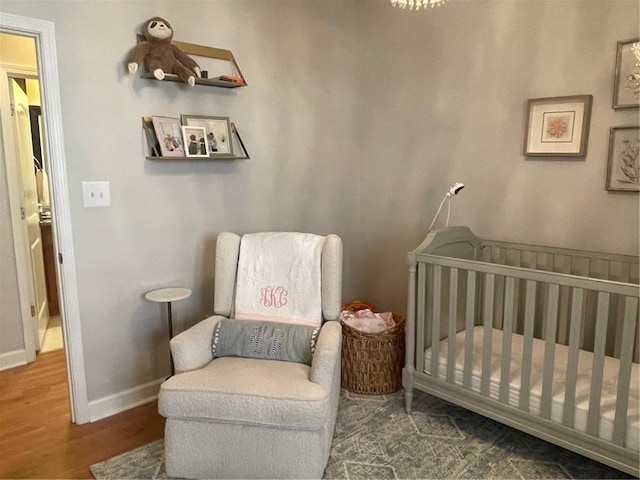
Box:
[424, 326, 639, 451]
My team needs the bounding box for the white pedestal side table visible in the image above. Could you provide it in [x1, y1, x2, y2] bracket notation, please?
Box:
[145, 287, 192, 375]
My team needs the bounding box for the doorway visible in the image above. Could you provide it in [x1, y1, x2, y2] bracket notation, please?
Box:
[0, 13, 90, 424]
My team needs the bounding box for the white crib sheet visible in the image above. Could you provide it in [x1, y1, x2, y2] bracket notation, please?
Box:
[424, 326, 639, 451]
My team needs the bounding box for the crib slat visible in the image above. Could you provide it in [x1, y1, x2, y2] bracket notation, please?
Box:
[541, 283, 559, 419]
[587, 292, 610, 436]
[612, 296, 638, 446]
[499, 276, 516, 404]
[557, 255, 571, 345]
[463, 271, 476, 389]
[447, 268, 459, 383]
[494, 249, 506, 330]
[613, 292, 624, 358]
[519, 280, 537, 412]
[430, 265, 441, 379]
[481, 273, 495, 396]
[417, 263, 427, 376]
[563, 287, 584, 428]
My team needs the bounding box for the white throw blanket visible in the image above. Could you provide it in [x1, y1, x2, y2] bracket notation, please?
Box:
[234, 232, 324, 326]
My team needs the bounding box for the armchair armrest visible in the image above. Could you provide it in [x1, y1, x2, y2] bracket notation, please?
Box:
[309, 320, 342, 390]
[170, 315, 225, 373]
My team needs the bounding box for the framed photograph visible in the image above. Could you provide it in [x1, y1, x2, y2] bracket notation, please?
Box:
[151, 116, 185, 157]
[523, 95, 593, 157]
[180, 115, 233, 158]
[613, 38, 640, 109]
[181, 126, 210, 158]
[142, 117, 160, 157]
[606, 126, 639, 192]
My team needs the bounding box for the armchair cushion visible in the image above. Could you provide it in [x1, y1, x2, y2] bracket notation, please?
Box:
[159, 357, 329, 430]
[211, 319, 320, 365]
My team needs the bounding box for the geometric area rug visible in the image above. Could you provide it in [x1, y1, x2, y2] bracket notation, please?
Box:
[90, 389, 634, 479]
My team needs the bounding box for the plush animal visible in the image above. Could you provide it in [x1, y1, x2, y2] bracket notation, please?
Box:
[126, 17, 201, 86]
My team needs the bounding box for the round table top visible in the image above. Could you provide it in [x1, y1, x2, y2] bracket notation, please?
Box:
[145, 287, 192, 303]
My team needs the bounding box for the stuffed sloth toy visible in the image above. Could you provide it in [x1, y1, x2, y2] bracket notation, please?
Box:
[126, 17, 201, 86]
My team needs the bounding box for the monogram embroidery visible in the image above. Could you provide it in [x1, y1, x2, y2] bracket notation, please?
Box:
[259, 286, 288, 308]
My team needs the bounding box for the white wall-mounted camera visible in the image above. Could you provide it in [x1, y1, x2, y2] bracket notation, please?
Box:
[427, 181, 466, 232]
[447, 182, 465, 197]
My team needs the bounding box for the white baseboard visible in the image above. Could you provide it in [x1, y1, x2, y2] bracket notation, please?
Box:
[0, 349, 27, 370]
[88, 377, 164, 422]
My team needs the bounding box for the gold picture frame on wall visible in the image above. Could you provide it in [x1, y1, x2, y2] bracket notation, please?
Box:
[613, 38, 640, 109]
[523, 95, 593, 157]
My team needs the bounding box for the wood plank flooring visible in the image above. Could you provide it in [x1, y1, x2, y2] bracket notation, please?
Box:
[0, 349, 165, 479]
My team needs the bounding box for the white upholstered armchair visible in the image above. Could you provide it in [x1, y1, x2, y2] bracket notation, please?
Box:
[158, 232, 343, 479]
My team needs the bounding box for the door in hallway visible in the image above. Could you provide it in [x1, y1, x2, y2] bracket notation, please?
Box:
[11, 78, 49, 350]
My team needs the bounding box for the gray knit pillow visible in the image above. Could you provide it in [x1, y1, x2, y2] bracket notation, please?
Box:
[211, 319, 320, 365]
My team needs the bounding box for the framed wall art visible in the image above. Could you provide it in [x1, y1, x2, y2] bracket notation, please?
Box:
[606, 126, 639, 193]
[181, 115, 233, 158]
[151, 116, 185, 157]
[181, 126, 210, 158]
[613, 38, 640, 109]
[523, 95, 593, 157]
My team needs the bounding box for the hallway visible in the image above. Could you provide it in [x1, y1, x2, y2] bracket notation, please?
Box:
[0, 350, 164, 478]
[40, 315, 63, 354]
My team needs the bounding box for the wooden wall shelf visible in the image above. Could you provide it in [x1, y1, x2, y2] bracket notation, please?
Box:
[143, 118, 250, 161]
[140, 73, 246, 88]
[136, 37, 247, 88]
[146, 155, 245, 161]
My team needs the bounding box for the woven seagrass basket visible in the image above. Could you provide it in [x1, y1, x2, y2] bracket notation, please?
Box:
[340, 313, 405, 395]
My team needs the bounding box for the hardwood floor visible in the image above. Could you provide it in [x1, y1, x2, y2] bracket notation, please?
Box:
[0, 349, 165, 479]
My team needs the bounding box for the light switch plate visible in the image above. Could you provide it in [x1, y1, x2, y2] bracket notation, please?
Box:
[82, 181, 110, 207]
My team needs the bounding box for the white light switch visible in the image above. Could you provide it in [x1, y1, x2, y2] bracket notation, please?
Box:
[82, 181, 111, 207]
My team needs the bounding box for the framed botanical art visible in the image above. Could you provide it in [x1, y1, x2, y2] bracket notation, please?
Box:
[606, 126, 639, 192]
[181, 115, 233, 158]
[523, 95, 593, 157]
[151, 116, 185, 157]
[613, 38, 640, 109]
[181, 126, 210, 158]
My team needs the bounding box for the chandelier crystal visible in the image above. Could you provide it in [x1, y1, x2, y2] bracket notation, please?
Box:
[391, 0, 449, 10]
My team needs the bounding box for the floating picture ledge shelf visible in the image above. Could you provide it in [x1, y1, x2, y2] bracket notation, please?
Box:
[140, 72, 246, 88]
[136, 36, 247, 88]
[143, 117, 250, 161]
[146, 155, 245, 161]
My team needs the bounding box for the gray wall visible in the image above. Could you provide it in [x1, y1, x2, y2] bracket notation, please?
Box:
[0, 0, 637, 404]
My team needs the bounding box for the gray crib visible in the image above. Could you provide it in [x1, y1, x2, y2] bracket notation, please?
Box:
[403, 227, 639, 476]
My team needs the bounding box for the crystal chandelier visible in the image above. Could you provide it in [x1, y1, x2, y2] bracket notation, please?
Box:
[391, 0, 449, 10]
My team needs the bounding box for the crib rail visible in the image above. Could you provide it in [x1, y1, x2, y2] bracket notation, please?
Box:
[411, 252, 639, 449]
[481, 240, 639, 285]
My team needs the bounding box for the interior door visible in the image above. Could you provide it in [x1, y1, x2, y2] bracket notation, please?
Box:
[11, 78, 49, 350]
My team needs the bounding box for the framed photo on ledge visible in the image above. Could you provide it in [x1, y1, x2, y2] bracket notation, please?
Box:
[181, 115, 233, 158]
[523, 95, 593, 157]
[181, 126, 210, 158]
[151, 116, 185, 157]
[606, 126, 639, 193]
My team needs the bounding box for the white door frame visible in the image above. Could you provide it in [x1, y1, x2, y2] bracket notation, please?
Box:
[0, 12, 89, 424]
